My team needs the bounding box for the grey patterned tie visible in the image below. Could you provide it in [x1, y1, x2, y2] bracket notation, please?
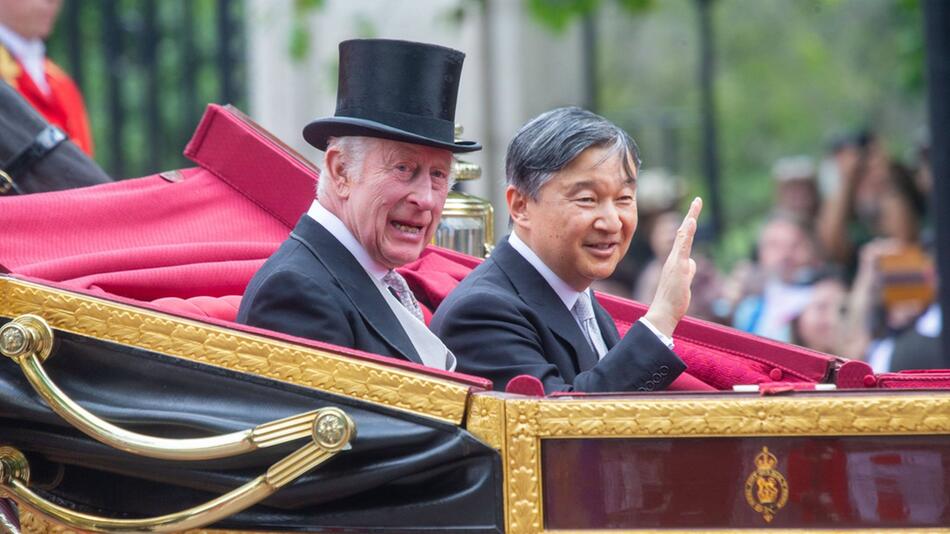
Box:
[383, 270, 425, 322]
[572, 291, 608, 359]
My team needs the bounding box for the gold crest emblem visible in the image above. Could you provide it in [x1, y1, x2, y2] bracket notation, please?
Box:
[744, 446, 789, 523]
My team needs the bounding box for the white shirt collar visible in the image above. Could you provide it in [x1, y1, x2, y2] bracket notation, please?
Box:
[306, 199, 389, 281]
[508, 231, 588, 311]
[0, 23, 49, 95]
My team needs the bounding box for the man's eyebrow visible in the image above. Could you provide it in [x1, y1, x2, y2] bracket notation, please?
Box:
[564, 177, 636, 195]
[564, 180, 599, 195]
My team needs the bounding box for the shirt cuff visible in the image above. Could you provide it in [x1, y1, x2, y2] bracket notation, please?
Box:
[638, 317, 675, 350]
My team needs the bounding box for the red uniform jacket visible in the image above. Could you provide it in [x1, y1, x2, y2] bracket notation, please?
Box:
[0, 44, 93, 156]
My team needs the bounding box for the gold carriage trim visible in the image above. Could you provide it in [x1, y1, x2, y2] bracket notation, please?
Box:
[0, 277, 471, 424]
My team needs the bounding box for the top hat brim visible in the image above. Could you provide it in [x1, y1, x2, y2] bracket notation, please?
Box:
[303, 116, 481, 154]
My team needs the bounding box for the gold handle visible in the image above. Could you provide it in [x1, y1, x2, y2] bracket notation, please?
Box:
[0, 407, 354, 532]
[0, 314, 330, 461]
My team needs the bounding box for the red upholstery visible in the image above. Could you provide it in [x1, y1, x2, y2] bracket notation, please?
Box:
[505, 375, 545, 397]
[152, 295, 243, 322]
[836, 359, 876, 389]
[870, 369, 950, 389]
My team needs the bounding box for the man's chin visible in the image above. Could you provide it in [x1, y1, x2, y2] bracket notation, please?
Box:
[584, 260, 621, 282]
[382, 248, 426, 269]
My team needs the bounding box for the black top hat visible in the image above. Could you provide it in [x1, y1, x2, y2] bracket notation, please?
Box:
[303, 39, 481, 153]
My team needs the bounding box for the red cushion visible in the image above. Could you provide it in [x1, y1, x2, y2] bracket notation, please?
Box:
[875, 369, 950, 389]
[152, 295, 243, 322]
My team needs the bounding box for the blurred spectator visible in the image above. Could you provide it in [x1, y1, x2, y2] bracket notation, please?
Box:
[772, 155, 820, 222]
[843, 238, 940, 371]
[0, 0, 94, 155]
[789, 272, 847, 354]
[634, 208, 722, 322]
[816, 131, 890, 274]
[732, 212, 822, 342]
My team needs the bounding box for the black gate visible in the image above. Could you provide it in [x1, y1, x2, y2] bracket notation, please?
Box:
[47, 0, 246, 179]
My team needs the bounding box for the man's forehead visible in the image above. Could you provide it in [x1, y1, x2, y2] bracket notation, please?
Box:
[557, 159, 637, 188]
[566, 147, 636, 176]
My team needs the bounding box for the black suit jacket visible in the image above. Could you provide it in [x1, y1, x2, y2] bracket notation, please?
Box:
[430, 237, 686, 393]
[237, 215, 422, 364]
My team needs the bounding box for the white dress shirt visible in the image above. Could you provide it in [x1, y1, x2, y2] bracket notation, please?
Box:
[0, 23, 50, 96]
[306, 200, 455, 371]
[508, 232, 674, 353]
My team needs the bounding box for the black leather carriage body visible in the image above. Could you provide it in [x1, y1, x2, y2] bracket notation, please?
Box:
[0, 276, 504, 533]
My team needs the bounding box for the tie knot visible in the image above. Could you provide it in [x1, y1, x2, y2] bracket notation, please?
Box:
[383, 270, 408, 291]
[383, 270, 424, 322]
[572, 292, 595, 322]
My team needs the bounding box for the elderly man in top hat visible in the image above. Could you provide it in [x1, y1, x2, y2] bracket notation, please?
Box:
[237, 39, 479, 371]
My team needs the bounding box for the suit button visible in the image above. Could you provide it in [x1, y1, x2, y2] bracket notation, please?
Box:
[660, 365, 670, 373]
[652, 372, 662, 380]
[637, 386, 647, 391]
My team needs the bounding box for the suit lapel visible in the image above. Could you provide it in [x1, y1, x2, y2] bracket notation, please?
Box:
[492, 238, 600, 372]
[289, 216, 422, 364]
[592, 295, 621, 349]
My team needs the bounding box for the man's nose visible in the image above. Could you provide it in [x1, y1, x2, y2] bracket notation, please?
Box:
[408, 176, 436, 210]
[593, 201, 623, 233]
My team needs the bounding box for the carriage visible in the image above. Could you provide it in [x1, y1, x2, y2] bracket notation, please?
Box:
[2, 102, 950, 533]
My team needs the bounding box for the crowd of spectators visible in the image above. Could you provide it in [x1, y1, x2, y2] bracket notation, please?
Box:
[602, 129, 941, 373]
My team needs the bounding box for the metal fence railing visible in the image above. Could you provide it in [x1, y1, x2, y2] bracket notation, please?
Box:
[47, 0, 246, 179]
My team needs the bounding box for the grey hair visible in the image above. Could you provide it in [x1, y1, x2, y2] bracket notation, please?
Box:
[506, 106, 641, 200]
[316, 136, 376, 198]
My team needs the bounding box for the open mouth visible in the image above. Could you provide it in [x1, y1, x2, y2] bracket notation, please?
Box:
[390, 221, 425, 236]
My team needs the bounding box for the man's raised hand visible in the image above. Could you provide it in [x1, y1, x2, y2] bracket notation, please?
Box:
[643, 197, 703, 338]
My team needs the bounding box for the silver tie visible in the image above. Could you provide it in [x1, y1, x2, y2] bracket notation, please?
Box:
[383, 270, 425, 322]
[573, 291, 608, 359]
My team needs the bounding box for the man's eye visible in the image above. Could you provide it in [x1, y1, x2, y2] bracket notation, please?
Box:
[576, 197, 596, 204]
[617, 195, 635, 205]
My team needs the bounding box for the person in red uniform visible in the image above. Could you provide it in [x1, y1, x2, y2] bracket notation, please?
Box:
[0, 0, 93, 156]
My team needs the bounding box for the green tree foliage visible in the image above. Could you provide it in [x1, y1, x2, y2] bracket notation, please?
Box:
[527, 0, 653, 32]
[290, 0, 326, 62]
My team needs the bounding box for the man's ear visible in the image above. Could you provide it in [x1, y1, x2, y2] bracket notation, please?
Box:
[324, 146, 351, 198]
[507, 185, 531, 229]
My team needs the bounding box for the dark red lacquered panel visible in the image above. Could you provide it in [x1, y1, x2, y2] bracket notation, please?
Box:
[542, 436, 950, 529]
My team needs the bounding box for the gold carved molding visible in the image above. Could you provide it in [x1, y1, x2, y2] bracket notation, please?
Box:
[534, 395, 950, 437]
[505, 400, 542, 534]
[466, 393, 506, 451]
[0, 278, 470, 424]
